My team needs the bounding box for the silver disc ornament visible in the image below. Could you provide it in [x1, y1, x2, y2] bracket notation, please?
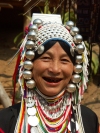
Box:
[23, 70, 33, 80]
[24, 60, 33, 70]
[67, 84, 76, 93]
[26, 80, 36, 89]
[74, 34, 83, 44]
[74, 64, 83, 74]
[26, 40, 35, 49]
[71, 74, 81, 84]
[37, 45, 44, 54]
[28, 31, 37, 41]
[27, 107, 37, 116]
[33, 19, 43, 27]
[26, 50, 35, 60]
[28, 116, 39, 126]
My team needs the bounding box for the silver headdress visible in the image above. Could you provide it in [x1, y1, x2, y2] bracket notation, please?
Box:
[14, 14, 88, 105]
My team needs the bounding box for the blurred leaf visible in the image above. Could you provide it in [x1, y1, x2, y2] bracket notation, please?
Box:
[14, 32, 23, 44]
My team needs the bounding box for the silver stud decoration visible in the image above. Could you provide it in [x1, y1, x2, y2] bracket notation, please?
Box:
[66, 21, 74, 30]
[74, 34, 83, 44]
[23, 70, 32, 79]
[67, 83, 76, 93]
[28, 31, 37, 40]
[29, 24, 38, 33]
[70, 27, 79, 36]
[26, 40, 35, 49]
[24, 60, 33, 70]
[33, 18, 43, 27]
[76, 55, 83, 64]
[74, 64, 83, 74]
[26, 80, 36, 89]
[37, 45, 44, 54]
[26, 50, 35, 60]
[76, 44, 85, 54]
[71, 74, 81, 84]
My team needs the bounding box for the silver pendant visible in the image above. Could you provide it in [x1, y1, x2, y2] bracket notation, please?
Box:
[31, 127, 39, 133]
[27, 107, 37, 116]
[28, 116, 39, 126]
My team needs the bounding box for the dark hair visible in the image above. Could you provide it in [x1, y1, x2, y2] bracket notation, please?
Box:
[33, 40, 75, 64]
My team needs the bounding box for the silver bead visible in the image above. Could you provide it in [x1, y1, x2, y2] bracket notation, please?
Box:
[26, 79, 36, 89]
[67, 84, 76, 93]
[66, 21, 74, 30]
[74, 64, 83, 73]
[76, 44, 85, 54]
[37, 45, 44, 54]
[29, 24, 38, 33]
[26, 40, 35, 49]
[23, 70, 32, 79]
[28, 31, 37, 40]
[24, 60, 33, 70]
[33, 19, 43, 27]
[74, 34, 83, 44]
[71, 74, 81, 83]
[26, 51, 35, 60]
[76, 55, 83, 64]
[70, 27, 79, 36]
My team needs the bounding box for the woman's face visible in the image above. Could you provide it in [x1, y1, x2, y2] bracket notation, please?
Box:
[32, 42, 74, 96]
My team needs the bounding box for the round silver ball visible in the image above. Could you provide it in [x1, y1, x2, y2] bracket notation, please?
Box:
[33, 19, 43, 27]
[26, 79, 36, 89]
[37, 45, 44, 54]
[71, 74, 81, 83]
[24, 61, 33, 70]
[76, 44, 85, 54]
[29, 24, 38, 33]
[67, 83, 76, 93]
[70, 27, 79, 36]
[76, 55, 83, 64]
[74, 64, 83, 73]
[26, 51, 35, 60]
[66, 21, 74, 30]
[23, 70, 32, 79]
[28, 31, 37, 40]
[26, 40, 35, 49]
[74, 34, 83, 44]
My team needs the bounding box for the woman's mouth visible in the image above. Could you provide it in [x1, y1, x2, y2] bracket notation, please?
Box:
[43, 77, 62, 83]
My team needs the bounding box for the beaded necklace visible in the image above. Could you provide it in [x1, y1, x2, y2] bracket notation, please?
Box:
[14, 89, 85, 133]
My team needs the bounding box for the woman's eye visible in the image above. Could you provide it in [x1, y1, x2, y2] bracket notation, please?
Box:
[61, 58, 70, 63]
[41, 56, 51, 61]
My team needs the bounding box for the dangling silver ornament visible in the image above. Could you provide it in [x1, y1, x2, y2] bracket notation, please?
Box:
[26, 79, 36, 89]
[24, 60, 33, 70]
[71, 74, 81, 83]
[29, 24, 38, 33]
[74, 64, 83, 73]
[67, 83, 76, 93]
[26, 98, 35, 108]
[33, 19, 43, 27]
[74, 34, 83, 44]
[76, 44, 85, 54]
[31, 127, 39, 133]
[26, 51, 35, 60]
[70, 27, 79, 36]
[26, 40, 35, 49]
[76, 55, 83, 64]
[28, 31, 37, 40]
[37, 45, 44, 54]
[28, 116, 39, 126]
[66, 21, 74, 30]
[23, 70, 32, 79]
[27, 107, 37, 116]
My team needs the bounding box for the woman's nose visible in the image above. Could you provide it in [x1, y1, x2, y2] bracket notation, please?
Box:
[48, 61, 61, 74]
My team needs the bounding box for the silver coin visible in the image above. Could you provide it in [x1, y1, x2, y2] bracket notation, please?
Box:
[27, 107, 36, 116]
[28, 116, 39, 126]
[31, 127, 39, 133]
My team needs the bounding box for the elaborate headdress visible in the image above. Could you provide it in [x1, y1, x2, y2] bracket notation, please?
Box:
[13, 14, 88, 133]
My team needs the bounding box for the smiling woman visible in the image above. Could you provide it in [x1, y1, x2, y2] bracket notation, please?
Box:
[0, 14, 100, 133]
